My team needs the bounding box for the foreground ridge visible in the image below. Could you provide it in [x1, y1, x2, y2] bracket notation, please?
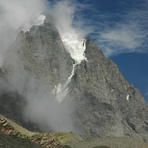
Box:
[0, 114, 148, 148]
[0, 115, 62, 147]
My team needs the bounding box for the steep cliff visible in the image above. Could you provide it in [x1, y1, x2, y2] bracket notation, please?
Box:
[69, 37, 148, 142]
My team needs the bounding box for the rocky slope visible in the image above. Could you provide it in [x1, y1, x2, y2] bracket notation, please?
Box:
[69, 37, 148, 142]
[0, 114, 148, 148]
[0, 15, 148, 145]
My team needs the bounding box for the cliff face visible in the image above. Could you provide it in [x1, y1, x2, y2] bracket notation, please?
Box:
[1, 16, 148, 143]
[69, 37, 148, 142]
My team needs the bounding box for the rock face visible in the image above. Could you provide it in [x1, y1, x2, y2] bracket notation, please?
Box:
[4, 15, 72, 87]
[69, 37, 148, 142]
[1, 15, 148, 144]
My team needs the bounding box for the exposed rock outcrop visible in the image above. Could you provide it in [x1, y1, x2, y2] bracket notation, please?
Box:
[69, 37, 148, 142]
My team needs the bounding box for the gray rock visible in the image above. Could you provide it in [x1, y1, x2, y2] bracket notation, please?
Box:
[69, 37, 148, 143]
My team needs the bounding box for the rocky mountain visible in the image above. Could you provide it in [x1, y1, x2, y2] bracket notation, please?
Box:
[69, 37, 148, 142]
[1, 14, 148, 147]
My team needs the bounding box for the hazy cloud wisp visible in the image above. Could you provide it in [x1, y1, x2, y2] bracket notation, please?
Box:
[76, 0, 148, 57]
[0, 0, 47, 65]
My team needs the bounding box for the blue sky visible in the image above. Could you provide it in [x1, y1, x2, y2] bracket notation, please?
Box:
[76, 0, 148, 102]
[48, 0, 148, 101]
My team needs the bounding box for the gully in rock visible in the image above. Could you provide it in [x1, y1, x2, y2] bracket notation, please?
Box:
[54, 39, 87, 103]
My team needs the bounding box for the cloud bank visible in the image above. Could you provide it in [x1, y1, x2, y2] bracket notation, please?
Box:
[0, 0, 47, 65]
[21, 78, 74, 132]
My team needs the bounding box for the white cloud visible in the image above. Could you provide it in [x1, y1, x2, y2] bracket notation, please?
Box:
[98, 22, 143, 57]
[75, 0, 148, 57]
[0, 0, 47, 65]
[101, 29, 138, 49]
[99, 10, 148, 57]
[0, 0, 47, 30]
[49, 0, 90, 63]
[22, 79, 74, 132]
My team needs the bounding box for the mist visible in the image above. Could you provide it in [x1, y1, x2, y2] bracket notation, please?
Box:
[0, 0, 86, 133]
[18, 75, 74, 132]
[0, 0, 47, 66]
[50, 0, 89, 63]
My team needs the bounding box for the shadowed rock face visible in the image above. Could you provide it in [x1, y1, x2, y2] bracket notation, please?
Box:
[1, 16, 148, 144]
[69, 37, 148, 142]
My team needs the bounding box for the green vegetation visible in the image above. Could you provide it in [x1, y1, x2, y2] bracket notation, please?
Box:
[0, 114, 148, 148]
[50, 132, 82, 145]
[66, 137, 147, 148]
[92, 146, 110, 148]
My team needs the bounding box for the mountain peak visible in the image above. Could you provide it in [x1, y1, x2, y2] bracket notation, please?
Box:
[86, 36, 98, 47]
[85, 36, 106, 62]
